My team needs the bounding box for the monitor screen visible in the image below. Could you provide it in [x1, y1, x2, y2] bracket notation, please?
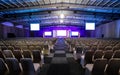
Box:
[71, 32, 79, 36]
[85, 22, 95, 30]
[44, 32, 52, 36]
[30, 23, 40, 31]
[56, 30, 67, 36]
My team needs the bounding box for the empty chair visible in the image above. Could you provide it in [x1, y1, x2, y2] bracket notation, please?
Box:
[43, 45, 49, 55]
[7, 46, 14, 51]
[92, 59, 107, 75]
[0, 51, 5, 60]
[104, 46, 112, 51]
[34, 46, 41, 51]
[3, 50, 14, 58]
[76, 46, 83, 53]
[92, 50, 104, 62]
[32, 50, 41, 63]
[85, 58, 107, 75]
[14, 46, 21, 50]
[84, 50, 94, 64]
[112, 46, 120, 51]
[1, 46, 8, 50]
[112, 50, 120, 58]
[21, 46, 29, 51]
[21, 58, 35, 72]
[98, 45, 105, 51]
[90, 45, 97, 51]
[0, 58, 8, 75]
[5, 58, 21, 73]
[105, 58, 120, 75]
[22, 50, 32, 58]
[83, 46, 90, 53]
[103, 50, 113, 60]
[29, 46, 35, 51]
[13, 50, 23, 62]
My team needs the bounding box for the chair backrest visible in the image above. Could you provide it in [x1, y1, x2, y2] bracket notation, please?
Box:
[29, 46, 35, 51]
[105, 46, 112, 51]
[103, 50, 113, 60]
[92, 50, 104, 62]
[32, 50, 41, 63]
[112, 46, 120, 51]
[76, 46, 83, 53]
[44, 45, 49, 49]
[22, 50, 32, 58]
[13, 50, 23, 62]
[98, 45, 105, 50]
[21, 58, 35, 72]
[92, 58, 107, 75]
[5, 58, 21, 73]
[0, 51, 5, 60]
[7, 46, 14, 51]
[90, 45, 97, 51]
[84, 50, 94, 64]
[14, 46, 21, 50]
[0, 58, 8, 74]
[1, 46, 8, 50]
[106, 58, 120, 75]
[3, 50, 14, 58]
[112, 50, 120, 58]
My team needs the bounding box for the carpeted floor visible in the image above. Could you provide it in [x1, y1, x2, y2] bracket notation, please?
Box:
[39, 38, 84, 75]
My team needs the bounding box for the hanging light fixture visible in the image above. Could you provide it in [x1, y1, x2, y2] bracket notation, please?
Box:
[60, 13, 65, 19]
[60, 19, 64, 23]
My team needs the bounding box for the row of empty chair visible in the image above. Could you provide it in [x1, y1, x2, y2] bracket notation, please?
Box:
[65, 38, 120, 75]
[84, 50, 120, 65]
[0, 38, 57, 51]
[0, 58, 40, 75]
[85, 58, 120, 75]
[0, 50, 42, 63]
[82, 50, 120, 75]
[66, 38, 120, 52]
[0, 38, 57, 75]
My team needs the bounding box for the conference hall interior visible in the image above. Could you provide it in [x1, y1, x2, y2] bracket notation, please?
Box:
[0, 0, 120, 75]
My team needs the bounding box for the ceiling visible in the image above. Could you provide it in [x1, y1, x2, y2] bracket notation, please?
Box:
[0, 0, 120, 28]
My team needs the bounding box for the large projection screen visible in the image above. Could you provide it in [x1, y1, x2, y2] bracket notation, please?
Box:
[44, 32, 52, 36]
[56, 30, 67, 36]
[85, 22, 95, 30]
[71, 32, 79, 36]
[30, 23, 40, 31]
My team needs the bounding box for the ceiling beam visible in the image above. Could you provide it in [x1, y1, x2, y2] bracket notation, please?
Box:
[0, 3, 120, 14]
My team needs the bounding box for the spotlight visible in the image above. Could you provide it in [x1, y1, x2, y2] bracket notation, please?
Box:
[60, 14, 65, 19]
[60, 19, 64, 23]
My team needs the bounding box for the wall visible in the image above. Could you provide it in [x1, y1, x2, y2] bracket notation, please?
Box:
[0, 23, 30, 38]
[91, 19, 120, 38]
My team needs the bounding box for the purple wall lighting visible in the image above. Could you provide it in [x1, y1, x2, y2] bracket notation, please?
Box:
[1, 22, 14, 27]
